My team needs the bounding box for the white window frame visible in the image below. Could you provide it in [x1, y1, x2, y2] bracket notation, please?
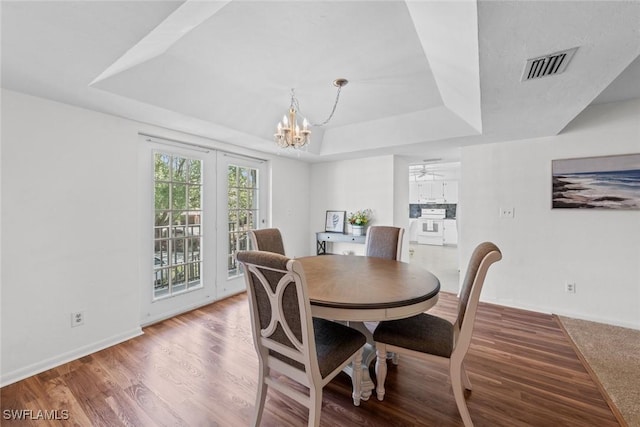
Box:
[152, 151, 204, 301]
[139, 134, 269, 325]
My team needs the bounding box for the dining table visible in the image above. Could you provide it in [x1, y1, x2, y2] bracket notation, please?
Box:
[297, 254, 441, 400]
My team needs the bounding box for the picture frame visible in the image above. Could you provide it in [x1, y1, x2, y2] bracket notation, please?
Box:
[552, 153, 640, 209]
[325, 210, 345, 233]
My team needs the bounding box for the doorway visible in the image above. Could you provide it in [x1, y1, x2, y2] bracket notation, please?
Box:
[408, 162, 461, 293]
[408, 243, 459, 293]
[141, 136, 268, 325]
[216, 153, 268, 299]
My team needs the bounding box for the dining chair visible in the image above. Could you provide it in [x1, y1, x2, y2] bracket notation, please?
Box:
[249, 228, 285, 255]
[373, 241, 502, 427]
[363, 225, 405, 364]
[364, 226, 404, 260]
[236, 250, 366, 427]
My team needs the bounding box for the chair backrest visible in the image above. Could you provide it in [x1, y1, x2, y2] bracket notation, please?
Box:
[364, 226, 404, 260]
[249, 228, 285, 255]
[453, 242, 502, 354]
[236, 250, 320, 384]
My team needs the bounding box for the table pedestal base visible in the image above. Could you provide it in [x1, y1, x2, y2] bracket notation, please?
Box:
[345, 321, 384, 400]
[342, 342, 375, 400]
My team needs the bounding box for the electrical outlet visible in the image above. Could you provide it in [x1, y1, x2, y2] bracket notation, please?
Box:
[565, 282, 576, 294]
[499, 207, 515, 218]
[71, 311, 85, 327]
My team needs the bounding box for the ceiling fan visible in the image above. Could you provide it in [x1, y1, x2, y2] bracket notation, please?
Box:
[414, 165, 428, 177]
[410, 161, 444, 178]
[413, 166, 444, 178]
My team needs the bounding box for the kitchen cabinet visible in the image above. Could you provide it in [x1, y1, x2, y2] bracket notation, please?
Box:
[408, 218, 419, 242]
[443, 181, 458, 203]
[443, 219, 458, 245]
[409, 181, 420, 203]
[410, 180, 458, 203]
[425, 181, 444, 202]
[408, 182, 431, 203]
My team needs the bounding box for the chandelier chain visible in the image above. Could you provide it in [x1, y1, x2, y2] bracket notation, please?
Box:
[295, 85, 344, 127]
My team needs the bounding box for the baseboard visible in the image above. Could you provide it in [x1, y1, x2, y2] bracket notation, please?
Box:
[552, 310, 639, 331]
[141, 294, 240, 327]
[481, 297, 639, 331]
[0, 327, 143, 387]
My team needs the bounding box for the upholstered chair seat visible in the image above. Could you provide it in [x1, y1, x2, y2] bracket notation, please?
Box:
[373, 313, 454, 358]
[312, 318, 366, 377]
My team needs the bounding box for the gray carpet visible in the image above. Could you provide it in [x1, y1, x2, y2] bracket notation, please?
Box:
[559, 316, 640, 427]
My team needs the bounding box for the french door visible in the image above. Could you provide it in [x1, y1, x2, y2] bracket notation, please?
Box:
[216, 153, 268, 298]
[141, 136, 267, 324]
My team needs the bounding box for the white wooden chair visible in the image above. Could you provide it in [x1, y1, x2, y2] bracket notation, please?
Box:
[249, 228, 285, 255]
[373, 242, 502, 427]
[364, 226, 404, 260]
[236, 250, 366, 427]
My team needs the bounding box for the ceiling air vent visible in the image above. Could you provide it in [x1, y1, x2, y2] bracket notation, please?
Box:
[521, 47, 578, 81]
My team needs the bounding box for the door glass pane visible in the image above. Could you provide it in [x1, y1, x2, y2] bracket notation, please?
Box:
[188, 213, 201, 236]
[227, 163, 260, 278]
[172, 157, 187, 182]
[238, 189, 249, 209]
[153, 152, 203, 300]
[155, 183, 170, 209]
[188, 185, 201, 209]
[248, 210, 257, 229]
[188, 159, 201, 183]
[172, 184, 187, 209]
[155, 153, 171, 180]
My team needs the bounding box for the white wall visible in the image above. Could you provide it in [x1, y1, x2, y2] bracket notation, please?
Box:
[309, 155, 409, 258]
[394, 156, 411, 260]
[2, 90, 142, 385]
[270, 156, 311, 258]
[459, 98, 640, 329]
[0, 89, 311, 385]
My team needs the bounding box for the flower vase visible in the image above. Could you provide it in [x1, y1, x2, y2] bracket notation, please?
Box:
[352, 225, 365, 236]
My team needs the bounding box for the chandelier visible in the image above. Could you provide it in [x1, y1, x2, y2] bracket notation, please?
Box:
[274, 78, 348, 149]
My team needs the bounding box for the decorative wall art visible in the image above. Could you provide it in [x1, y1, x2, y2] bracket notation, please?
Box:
[552, 153, 640, 209]
[325, 210, 346, 232]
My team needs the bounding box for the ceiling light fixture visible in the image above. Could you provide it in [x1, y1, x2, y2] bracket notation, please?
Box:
[274, 78, 348, 149]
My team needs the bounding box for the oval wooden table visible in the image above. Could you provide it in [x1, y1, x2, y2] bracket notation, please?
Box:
[297, 255, 441, 400]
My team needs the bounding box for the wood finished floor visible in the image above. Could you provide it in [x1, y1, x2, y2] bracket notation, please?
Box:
[1, 292, 620, 426]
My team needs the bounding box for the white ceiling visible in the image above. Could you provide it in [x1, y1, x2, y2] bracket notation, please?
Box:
[2, 1, 639, 164]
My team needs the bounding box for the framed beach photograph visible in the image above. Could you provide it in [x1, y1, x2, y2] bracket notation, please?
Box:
[325, 210, 345, 233]
[552, 153, 640, 209]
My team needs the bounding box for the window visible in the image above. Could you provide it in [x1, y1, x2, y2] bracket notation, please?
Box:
[226, 164, 260, 277]
[153, 152, 203, 299]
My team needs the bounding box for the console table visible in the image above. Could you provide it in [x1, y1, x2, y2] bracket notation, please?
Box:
[316, 232, 366, 255]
